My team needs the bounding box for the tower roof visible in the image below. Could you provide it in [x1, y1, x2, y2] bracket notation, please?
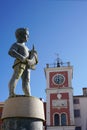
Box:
[46, 55, 71, 68]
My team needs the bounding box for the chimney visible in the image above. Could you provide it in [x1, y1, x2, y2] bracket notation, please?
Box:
[83, 88, 87, 96]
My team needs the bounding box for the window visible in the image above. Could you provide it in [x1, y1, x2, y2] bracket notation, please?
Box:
[73, 99, 79, 104]
[61, 113, 67, 126]
[75, 126, 81, 130]
[54, 114, 60, 126]
[74, 109, 80, 117]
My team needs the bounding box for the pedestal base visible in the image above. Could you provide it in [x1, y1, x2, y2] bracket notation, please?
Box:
[2, 96, 45, 130]
[2, 118, 43, 130]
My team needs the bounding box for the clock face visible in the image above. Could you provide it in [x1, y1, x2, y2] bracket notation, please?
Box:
[52, 74, 65, 85]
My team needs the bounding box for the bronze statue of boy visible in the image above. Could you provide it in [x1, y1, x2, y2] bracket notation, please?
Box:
[8, 28, 38, 97]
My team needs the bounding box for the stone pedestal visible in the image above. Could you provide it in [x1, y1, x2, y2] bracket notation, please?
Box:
[2, 96, 45, 130]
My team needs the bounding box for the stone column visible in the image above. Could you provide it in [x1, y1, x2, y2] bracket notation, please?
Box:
[2, 96, 45, 130]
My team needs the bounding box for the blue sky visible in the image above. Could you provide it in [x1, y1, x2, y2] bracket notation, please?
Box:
[0, 0, 87, 101]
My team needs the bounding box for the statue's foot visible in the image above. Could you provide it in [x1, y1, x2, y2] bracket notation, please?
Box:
[25, 93, 31, 97]
[9, 93, 16, 98]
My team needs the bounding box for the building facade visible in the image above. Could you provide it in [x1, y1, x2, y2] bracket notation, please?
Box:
[44, 61, 75, 130]
[74, 91, 87, 130]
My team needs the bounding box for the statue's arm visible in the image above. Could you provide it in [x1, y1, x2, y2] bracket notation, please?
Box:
[8, 44, 26, 62]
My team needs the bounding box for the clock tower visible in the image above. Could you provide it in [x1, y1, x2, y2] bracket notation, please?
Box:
[44, 58, 75, 130]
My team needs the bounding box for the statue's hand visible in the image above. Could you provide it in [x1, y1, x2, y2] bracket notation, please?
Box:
[26, 59, 36, 70]
[26, 59, 35, 66]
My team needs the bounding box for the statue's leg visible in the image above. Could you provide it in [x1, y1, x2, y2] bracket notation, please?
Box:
[9, 65, 24, 97]
[22, 69, 31, 96]
[9, 72, 19, 97]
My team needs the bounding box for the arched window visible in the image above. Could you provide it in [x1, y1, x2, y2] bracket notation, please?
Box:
[54, 114, 60, 126]
[61, 113, 67, 126]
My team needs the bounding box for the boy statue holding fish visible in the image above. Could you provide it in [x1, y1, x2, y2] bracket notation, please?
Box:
[8, 28, 38, 97]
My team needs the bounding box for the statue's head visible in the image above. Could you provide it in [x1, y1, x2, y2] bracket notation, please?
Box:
[15, 28, 29, 43]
